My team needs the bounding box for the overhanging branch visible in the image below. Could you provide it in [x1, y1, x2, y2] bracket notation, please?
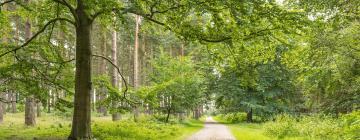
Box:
[0, 17, 75, 58]
[0, 0, 14, 7]
[52, 0, 76, 17]
[92, 54, 137, 104]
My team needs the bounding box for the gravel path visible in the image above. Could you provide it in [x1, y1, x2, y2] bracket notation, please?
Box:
[186, 117, 235, 140]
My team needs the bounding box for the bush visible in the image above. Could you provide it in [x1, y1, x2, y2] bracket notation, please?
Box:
[263, 114, 298, 138]
[218, 112, 247, 123]
[341, 110, 360, 140]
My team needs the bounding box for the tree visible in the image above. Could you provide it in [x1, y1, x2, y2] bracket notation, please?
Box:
[133, 14, 141, 121]
[24, 0, 36, 126]
[111, 24, 121, 121]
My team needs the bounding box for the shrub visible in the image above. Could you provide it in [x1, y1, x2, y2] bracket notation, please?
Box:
[341, 110, 360, 140]
[217, 112, 247, 123]
[264, 113, 358, 140]
[264, 114, 298, 138]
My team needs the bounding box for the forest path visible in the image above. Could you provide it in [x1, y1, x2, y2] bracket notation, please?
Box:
[186, 116, 235, 140]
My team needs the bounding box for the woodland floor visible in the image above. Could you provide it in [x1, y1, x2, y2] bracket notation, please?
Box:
[0, 112, 203, 140]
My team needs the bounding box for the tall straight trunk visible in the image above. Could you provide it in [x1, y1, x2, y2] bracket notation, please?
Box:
[36, 102, 41, 117]
[0, 95, 3, 123]
[247, 108, 253, 123]
[139, 34, 146, 85]
[24, 0, 36, 126]
[133, 15, 140, 88]
[11, 92, 16, 113]
[181, 43, 184, 56]
[47, 90, 51, 113]
[165, 108, 171, 123]
[25, 97, 36, 126]
[98, 29, 107, 116]
[69, 2, 93, 139]
[111, 29, 121, 121]
[2, 93, 7, 115]
[133, 15, 141, 122]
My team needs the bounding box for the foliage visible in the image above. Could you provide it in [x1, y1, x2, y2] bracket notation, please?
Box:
[264, 111, 360, 140]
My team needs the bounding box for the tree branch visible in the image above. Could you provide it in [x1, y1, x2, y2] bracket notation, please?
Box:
[52, 0, 76, 17]
[0, 0, 14, 7]
[0, 97, 16, 103]
[92, 54, 131, 102]
[200, 37, 232, 43]
[0, 17, 75, 58]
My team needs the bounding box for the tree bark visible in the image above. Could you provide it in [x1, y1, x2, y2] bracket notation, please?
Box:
[133, 15, 140, 89]
[247, 108, 253, 123]
[2, 93, 7, 115]
[69, 2, 93, 139]
[36, 102, 41, 117]
[24, 0, 36, 126]
[98, 29, 107, 116]
[0, 96, 3, 123]
[48, 90, 51, 113]
[25, 97, 36, 126]
[165, 108, 171, 123]
[111, 29, 121, 121]
[133, 15, 141, 122]
[11, 92, 16, 113]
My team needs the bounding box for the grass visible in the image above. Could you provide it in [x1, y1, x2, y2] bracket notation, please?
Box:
[174, 119, 204, 140]
[213, 116, 305, 140]
[0, 112, 204, 140]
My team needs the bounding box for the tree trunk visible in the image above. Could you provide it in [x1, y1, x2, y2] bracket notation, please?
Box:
[25, 97, 36, 126]
[165, 108, 171, 123]
[11, 92, 16, 113]
[133, 15, 141, 122]
[24, 0, 36, 126]
[247, 108, 253, 123]
[69, 4, 93, 139]
[111, 29, 121, 121]
[48, 90, 51, 113]
[133, 15, 140, 89]
[2, 93, 7, 115]
[181, 43, 184, 56]
[98, 29, 107, 116]
[36, 102, 41, 117]
[0, 96, 3, 123]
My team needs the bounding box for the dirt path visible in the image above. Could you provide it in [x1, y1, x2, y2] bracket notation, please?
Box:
[186, 117, 235, 140]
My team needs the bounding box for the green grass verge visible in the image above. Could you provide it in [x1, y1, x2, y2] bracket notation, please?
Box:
[0, 113, 204, 140]
[213, 116, 305, 140]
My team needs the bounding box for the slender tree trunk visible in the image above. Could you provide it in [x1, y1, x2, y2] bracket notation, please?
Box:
[98, 29, 107, 116]
[165, 108, 171, 123]
[111, 29, 121, 121]
[133, 15, 141, 122]
[48, 90, 51, 113]
[247, 108, 253, 123]
[11, 92, 16, 113]
[69, 2, 93, 139]
[37, 102, 41, 117]
[2, 93, 7, 115]
[0, 95, 3, 123]
[25, 97, 36, 126]
[24, 0, 36, 126]
[181, 43, 184, 56]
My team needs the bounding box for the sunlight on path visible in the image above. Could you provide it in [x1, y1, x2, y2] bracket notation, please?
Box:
[186, 117, 235, 140]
